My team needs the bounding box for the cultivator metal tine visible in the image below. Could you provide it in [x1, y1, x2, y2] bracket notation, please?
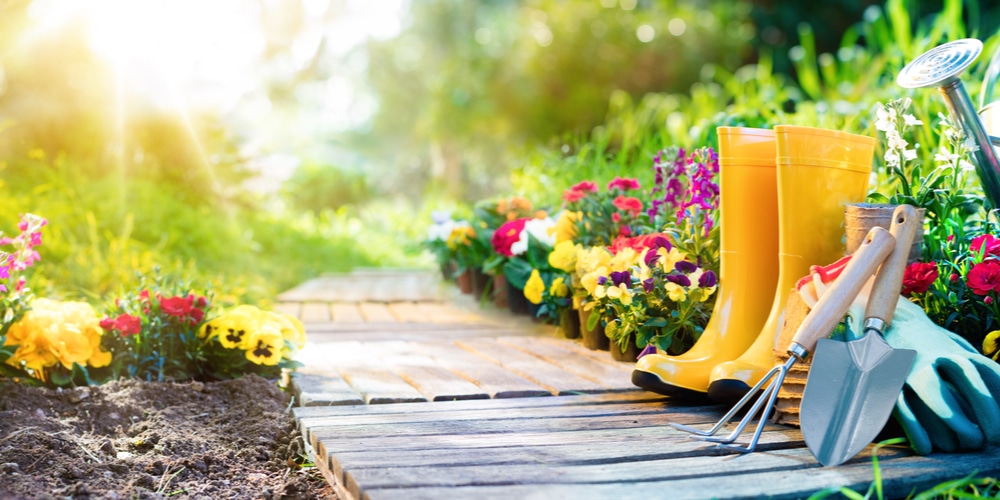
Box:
[671, 356, 796, 453]
[668, 363, 784, 437]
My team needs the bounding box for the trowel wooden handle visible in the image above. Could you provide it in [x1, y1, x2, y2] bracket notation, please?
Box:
[788, 227, 895, 357]
[865, 205, 920, 327]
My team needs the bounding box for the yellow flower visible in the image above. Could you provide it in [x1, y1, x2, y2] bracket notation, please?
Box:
[606, 284, 633, 306]
[446, 225, 475, 250]
[658, 247, 688, 273]
[610, 247, 638, 272]
[548, 240, 579, 273]
[27, 148, 45, 160]
[245, 324, 284, 366]
[267, 311, 306, 350]
[550, 277, 569, 298]
[4, 299, 111, 380]
[580, 266, 608, 295]
[524, 270, 545, 305]
[207, 305, 263, 349]
[576, 246, 611, 276]
[664, 282, 687, 302]
[554, 211, 579, 243]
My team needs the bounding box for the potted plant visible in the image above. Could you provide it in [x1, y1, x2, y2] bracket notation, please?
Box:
[476, 196, 536, 307]
[489, 214, 558, 316]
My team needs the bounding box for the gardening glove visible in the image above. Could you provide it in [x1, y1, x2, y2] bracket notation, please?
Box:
[840, 294, 1000, 455]
[801, 259, 1000, 455]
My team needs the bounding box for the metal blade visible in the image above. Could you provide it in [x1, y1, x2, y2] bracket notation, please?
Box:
[800, 335, 916, 467]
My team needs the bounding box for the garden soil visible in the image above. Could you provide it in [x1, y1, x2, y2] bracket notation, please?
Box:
[0, 375, 336, 499]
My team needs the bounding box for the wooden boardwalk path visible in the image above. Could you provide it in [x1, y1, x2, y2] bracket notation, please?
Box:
[284, 270, 1000, 500]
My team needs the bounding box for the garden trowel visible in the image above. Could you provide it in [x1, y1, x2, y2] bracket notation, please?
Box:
[800, 204, 919, 467]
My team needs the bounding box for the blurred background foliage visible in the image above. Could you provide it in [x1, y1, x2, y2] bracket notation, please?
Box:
[1, 0, 999, 303]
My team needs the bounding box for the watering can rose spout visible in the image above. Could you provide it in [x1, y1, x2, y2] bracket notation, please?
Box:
[897, 38, 1000, 208]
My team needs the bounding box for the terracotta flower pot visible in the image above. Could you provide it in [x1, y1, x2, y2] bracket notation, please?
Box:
[471, 267, 490, 299]
[610, 336, 642, 362]
[492, 274, 509, 308]
[506, 279, 530, 315]
[578, 307, 608, 351]
[559, 307, 580, 339]
[456, 269, 474, 294]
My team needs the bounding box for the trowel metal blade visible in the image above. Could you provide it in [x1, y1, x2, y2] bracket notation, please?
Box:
[800, 334, 916, 467]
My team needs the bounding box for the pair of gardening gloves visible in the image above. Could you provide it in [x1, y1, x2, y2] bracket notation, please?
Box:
[799, 261, 1000, 456]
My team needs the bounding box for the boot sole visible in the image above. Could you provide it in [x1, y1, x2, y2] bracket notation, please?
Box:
[631, 370, 709, 401]
[707, 379, 753, 404]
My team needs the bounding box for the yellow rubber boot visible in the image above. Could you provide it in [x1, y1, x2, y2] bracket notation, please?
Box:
[632, 127, 779, 396]
[706, 125, 875, 403]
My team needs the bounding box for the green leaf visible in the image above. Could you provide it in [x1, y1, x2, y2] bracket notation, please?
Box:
[585, 309, 600, 331]
[643, 317, 668, 328]
[502, 259, 533, 289]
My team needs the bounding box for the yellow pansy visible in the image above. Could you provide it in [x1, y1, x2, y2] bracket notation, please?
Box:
[658, 247, 688, 273]
[664, 282, 687, 302]
[576, 246, 612, 276]
[267, 311, 307, 350]
[580, 266, 608, 295]
[606, 284, 633, 306]
[554, 211, 579, 243]
[524, 270, 545, 305]
[688, 268, 704, 287]
[245, 324, 284, 366]
[205, 305, 263, 349]
[548, 240, 579, 273]
[550, 277, 569, 298]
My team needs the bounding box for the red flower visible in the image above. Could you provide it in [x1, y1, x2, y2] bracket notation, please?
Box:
[114, 314, 142, 336]
[967, 261, 1000, 296]
[971, 234, 1000, 258]
[491, 218, 528, 257]
[570, 181, 598, 193]
[99, 317, 115, 330]
[609, 233, 672, 255]
[563, 189, 587, 203]
[607, 177, 640, 192]
[160, 295, 195, 318]
[612, 195, 643, 215]
[611, 212, 621, 223]
[901, 261, 938, 296]
[139, 290, 152, 302]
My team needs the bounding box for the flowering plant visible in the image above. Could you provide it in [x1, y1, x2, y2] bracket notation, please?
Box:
[0, 214, 51, 381]
[582, 234, 717, 354]
[562, 178, 644, 247]
[198, 304, 305, 380]
[489, 214, 558, 291]
[424, 210, 460, 269]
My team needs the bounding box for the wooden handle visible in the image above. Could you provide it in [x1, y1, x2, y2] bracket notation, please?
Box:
[865, 205, 920, 327]
[788, 226, 895, 356]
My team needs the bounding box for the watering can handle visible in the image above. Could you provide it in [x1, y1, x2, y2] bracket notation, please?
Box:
[982, 42, 1000, 110]
[787, 227, 895, 359]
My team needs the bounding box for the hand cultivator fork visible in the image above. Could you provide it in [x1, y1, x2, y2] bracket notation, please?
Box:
[667, 227, 896, 452]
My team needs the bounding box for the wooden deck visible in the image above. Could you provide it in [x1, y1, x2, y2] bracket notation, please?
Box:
[284, 270, 1000, 499]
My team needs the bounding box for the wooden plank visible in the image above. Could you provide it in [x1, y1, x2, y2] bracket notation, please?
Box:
[331, 303, 365, 323]
[415, 341, 551, 398]
[293, 391, 666, 420]
[386, 302, 431, 323]
[358, 446, 1000, 500]
[358, 302, 399, 323]
[414, 302, 481, 324]
[375, 340, 489, 401]
[457, 337, 607, 395]
[300, 302, 332, 322]
[273, 302, 301, 319]
[321, 427, 805, 484]
[292, 371, 364, 406]
[497, 336, 636, 387]
[340, 367, 428, 405]
[348, 446, 900, 498]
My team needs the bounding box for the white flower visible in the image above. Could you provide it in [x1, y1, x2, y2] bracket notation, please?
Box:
[963, 136, 980, 153]
[903, 114, 923, 127]
[888, 133, 908, 151]
[884, 149, 900, 168]
[935, 150, 959, 164]
[524, 217, 557, 247]
[874, 104, 895, 132]
[509, 237, 528, 256]
[427, 219, 457, 242]
[960, 159, 976, 172]
[903, 148, 917, 162]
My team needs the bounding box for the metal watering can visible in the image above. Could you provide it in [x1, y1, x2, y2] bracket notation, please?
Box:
[898, 38, 1000, 207]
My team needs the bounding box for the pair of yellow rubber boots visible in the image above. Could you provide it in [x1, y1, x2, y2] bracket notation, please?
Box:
[632, 125, 876, 402]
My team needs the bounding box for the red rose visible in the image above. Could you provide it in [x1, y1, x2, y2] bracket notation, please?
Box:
[160, 295, 194, 318]
[570, 181, 598, 193]
[971, 234, 1000, 258]
[967, 261, 1000, 296]
[612, 195, 643, 215]
[491, 218, 528, 257]
[901, 261, 938, 296]
[114, 314, 142, 336]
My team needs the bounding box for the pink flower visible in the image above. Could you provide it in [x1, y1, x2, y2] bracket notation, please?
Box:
[160, 295, 195, 318]
[607, 177, 640, 192]
[114, 314, 142, 336]
[967, 261, 1000, 296]
[491, 218, 529, 257]
[29, 232, 42, 247]
[570, 181, 598, 193]
[971, 234, 1000, 258]
[563, 189, 587, 203]
[901, 262, 938, 296]
[611, 212, 621, 223]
